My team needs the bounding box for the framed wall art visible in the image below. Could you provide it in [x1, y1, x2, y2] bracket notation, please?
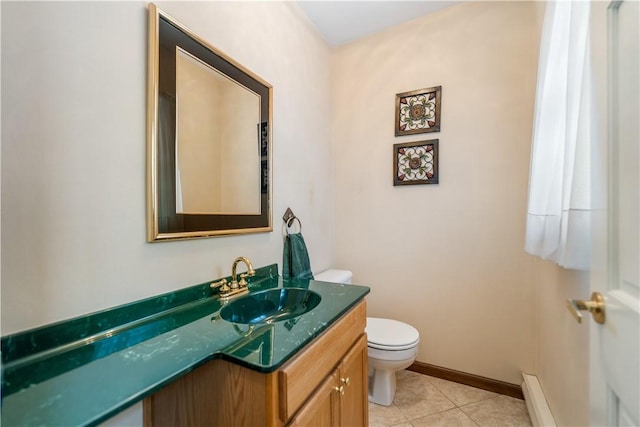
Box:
[395, 86, 441, 136]
[393, 139, 439, 186]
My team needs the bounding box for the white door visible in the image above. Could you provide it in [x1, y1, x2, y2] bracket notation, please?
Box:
[588, 1, 639, 425]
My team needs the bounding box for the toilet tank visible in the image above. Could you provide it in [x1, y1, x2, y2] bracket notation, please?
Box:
[315, 269, 352, 284]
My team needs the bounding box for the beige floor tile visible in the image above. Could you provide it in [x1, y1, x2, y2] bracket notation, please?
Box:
[393, 376, 456, 420]
[369, 371, 532, 426]
[368, 401, 408, 427]
[396, 369, 423, 383]
[428, 377, 499, 406]
[411, 408, 479, 427]
[460, 395, 532, 427]
[500, 394, 528, 413]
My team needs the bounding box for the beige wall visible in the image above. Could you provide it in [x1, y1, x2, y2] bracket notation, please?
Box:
[219, 79, 261, 213]
[175, 53, 261, 214]
[534, 259, 590, 426]
[175, 48, 223, 214]
[332, 1, 544, 385]
[1, 1, 334, 334]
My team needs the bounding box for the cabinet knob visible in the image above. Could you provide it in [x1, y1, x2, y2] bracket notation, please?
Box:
[341, 377, 350, 387]
[333, 385, 345, 396]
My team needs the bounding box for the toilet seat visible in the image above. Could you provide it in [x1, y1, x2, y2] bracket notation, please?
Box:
[366, 317, 420, 351]
[368, 341, 419, 351]
[368, 345, 418, 362]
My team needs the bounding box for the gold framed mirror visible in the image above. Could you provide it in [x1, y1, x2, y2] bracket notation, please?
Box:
[147, 4, 272, 242]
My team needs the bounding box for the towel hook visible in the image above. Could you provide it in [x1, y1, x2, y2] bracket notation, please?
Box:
[283, 207, 302, 234]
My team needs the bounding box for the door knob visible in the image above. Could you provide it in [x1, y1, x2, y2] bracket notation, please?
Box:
[566, 292, 605, 324]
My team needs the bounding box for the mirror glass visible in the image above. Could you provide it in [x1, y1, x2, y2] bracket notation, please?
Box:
[175, 47, 261, 214]
[147, 4, 272, 241]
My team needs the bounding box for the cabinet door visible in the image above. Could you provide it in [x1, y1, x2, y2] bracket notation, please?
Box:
[288, 371, 340, 426]
[142, 359, 272, 427]
[338, 334, 368, 427]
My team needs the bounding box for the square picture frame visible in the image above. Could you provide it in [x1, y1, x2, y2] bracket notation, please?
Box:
[393, 139, 439, 186]
[395, 86, 442, 136]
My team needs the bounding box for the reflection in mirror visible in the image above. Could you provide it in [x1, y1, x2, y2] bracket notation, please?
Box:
[175, 48, 261, 214]
[147, 4, 272, 241]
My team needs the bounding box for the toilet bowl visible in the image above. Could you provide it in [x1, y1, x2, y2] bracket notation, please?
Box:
[314, 269, 420, 406]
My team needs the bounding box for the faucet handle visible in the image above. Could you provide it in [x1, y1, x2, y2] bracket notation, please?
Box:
[211, 279, 230, 294]
[239, 273, 250, 288]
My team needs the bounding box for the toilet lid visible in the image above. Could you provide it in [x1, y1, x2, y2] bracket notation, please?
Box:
[366, 317, 420, 351]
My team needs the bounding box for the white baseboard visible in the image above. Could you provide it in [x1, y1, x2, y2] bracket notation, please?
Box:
[521, 373, 557, 427]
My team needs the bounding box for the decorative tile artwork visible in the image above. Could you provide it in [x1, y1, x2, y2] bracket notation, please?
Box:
[393, 139, 439, 186]
[395, 86, 441, 136]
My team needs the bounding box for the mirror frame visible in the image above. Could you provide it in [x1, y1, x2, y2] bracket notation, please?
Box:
[146, 4, 273, 242]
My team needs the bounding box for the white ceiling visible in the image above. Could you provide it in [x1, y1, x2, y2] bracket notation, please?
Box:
[296, 1, 462, 47]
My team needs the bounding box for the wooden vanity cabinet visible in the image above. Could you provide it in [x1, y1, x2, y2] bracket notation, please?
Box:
[289, 335, 368, 427]
[338, 334, 368, 426]
[288, 370, 340, 426]
[143, 300, 367, 427]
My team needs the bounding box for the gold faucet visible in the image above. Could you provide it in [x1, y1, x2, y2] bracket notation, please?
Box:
[210, 256, 256, 301]
[230, 256, 256, 289]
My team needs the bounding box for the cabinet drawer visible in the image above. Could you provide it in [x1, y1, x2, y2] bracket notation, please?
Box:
[278, 300, 366, 421]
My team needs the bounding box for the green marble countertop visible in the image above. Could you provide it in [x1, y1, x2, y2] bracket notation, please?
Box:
[0, 264, 369, 426]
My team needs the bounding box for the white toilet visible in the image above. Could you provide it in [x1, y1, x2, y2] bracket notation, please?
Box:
[314, 269, 420, 406]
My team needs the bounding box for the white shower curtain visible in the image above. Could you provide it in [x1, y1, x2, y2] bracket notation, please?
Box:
[525, 0, 592, 270]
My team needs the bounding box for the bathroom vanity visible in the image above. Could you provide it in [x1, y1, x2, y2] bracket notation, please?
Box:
[144, 300, 367, 426]
[0, 264, 370, 426]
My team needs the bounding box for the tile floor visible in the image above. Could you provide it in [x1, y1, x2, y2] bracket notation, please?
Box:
[368, 370, 532, 427]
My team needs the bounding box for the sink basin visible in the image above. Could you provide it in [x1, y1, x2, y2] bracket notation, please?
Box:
[220, 288, 321, 324]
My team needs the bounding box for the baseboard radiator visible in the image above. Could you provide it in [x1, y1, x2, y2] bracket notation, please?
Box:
[521, 373, 556, 427]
